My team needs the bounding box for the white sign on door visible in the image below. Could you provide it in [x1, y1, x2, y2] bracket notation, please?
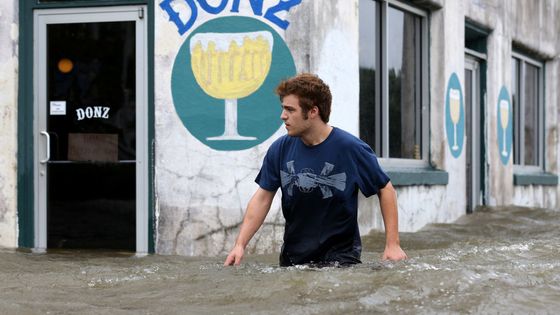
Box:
[50, 101, 66, 115]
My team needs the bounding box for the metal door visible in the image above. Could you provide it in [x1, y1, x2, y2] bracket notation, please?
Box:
[34, 6, 148, 253]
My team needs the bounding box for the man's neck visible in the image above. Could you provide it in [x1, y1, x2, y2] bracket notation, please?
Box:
[300, 124, 333, 146]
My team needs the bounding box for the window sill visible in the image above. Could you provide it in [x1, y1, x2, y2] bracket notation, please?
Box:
[513, 172, 558, 186]
[385, 167, 448, 186]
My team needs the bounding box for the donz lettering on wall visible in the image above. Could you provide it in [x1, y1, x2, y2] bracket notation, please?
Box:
[76, 107, 110, 120]
[159, 0, 303, 35]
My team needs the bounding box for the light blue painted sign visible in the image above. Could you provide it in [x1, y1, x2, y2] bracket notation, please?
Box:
[445, 73, 465, 158]
[497, 86, 512, 165]
[170, 16, 296, 151]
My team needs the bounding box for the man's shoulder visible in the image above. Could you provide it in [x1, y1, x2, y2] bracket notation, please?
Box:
[268, 134, 297, 151]
[332, 128, 368, 148]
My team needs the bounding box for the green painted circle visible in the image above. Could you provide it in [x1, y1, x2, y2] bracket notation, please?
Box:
[171, 16, 296, 151]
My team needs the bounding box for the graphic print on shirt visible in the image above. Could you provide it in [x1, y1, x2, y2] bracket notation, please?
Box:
[280, 161, 347, 199]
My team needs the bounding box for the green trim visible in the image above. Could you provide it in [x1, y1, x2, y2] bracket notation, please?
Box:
[17, 0, 35, 248]
[514, 172, 558, 186]
[465, 20, 490, 54]
[542, 64, 546, 170]
[479, 61, 488, 204]
[147, 1, 155, 254]
[30, 0, 147, 9]
[17, 0, 154, 252]
[386, 168, 449, 186]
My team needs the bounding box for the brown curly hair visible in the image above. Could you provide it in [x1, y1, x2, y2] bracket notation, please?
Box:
[275, 73, 332, 123]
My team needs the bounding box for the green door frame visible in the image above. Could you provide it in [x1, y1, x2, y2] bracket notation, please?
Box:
[18, 0, 155, 253]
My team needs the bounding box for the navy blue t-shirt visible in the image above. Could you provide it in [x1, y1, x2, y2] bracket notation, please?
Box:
[256, 127, 390, 266]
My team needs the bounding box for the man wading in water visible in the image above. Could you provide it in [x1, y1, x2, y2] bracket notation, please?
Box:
[224, 73, 407, 267]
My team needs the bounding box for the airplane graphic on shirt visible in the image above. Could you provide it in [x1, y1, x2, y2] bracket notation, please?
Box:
[280, 161, 346, 199]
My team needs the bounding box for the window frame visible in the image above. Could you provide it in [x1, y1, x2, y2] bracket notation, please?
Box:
[359, 0, 430, 169]
[511, 51, 545, 172]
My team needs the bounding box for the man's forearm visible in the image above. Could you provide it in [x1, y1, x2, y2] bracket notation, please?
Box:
[235, 188, 275, 248]
[378, 182, 400, 246]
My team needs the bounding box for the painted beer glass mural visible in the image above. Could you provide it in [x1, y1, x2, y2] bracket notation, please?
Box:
[190, 31, 273, 140]
[449, 88, 461, 151]
[172, 17, 296, 151]
[499, 100, 509, 156]
[445, 73, 464, 158]
[497, 86, 512, 165]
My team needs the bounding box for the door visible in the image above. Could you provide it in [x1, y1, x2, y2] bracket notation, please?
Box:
[464, 56, 482, 213]
[34, 6, 148, 253]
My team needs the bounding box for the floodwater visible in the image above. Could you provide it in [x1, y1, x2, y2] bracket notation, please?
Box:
[1, 206, 560, 315]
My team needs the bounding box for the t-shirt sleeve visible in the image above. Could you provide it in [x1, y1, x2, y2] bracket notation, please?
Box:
[255, 140, 281, 192]
[355, 142, 390, 197]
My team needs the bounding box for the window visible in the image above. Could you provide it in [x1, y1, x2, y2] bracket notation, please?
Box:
[511, 52, 544, 168]
[359, 0, 428, 165]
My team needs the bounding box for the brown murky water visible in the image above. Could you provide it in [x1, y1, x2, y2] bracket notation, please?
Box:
[1, 206, 560, 314]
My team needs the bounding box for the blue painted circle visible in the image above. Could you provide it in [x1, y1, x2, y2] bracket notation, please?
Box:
[497, 86, 512, 165]
[445, 73, 465, 158]
[171, 17, 296, 151]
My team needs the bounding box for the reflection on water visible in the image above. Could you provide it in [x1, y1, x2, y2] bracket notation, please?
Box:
[1, 206, 560, 314]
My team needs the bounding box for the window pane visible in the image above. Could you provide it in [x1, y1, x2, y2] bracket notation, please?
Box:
[512, 57, 520, 164]
[359, 0, 377, 151]
[524, 63, 539, 165]
[388, 6, 421, 159]
[47, 22, 137, 161]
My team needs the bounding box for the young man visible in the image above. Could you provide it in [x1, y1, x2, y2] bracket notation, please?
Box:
[224, 73, 407, 266]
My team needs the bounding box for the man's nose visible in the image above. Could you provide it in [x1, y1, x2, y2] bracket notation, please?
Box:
[280, 110, 287, 120]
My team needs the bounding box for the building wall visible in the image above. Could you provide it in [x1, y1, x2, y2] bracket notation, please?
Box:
[0, 1, 18, 247]
[154, 0, 365, 256]
[0, 0, 558, 253]
[153, 0, 560, 256]
[474, 0, 560, 208]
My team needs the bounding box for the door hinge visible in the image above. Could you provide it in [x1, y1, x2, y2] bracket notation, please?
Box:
[138, 7, 144, 19]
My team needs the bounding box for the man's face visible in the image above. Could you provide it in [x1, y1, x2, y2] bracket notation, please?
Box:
[280, 94, 311, 137]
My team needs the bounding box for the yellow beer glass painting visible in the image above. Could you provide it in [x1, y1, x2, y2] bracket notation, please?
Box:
[190, 31, 273, 140]
[449, 88, 461, 151]
[499, 100, 509, 157]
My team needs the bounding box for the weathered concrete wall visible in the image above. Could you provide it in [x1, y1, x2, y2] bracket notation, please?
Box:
[362, 0, 560, 234]
[153, 0, 560, 257]
[513, 186, 557, 209]
[463, 0, 559, 209]
[0, 0, 554, 253]
[431, 0, 468, 224]
[154, 1, 302, 256]
[0, 1, 18, 247]
[555, 59, 560, 208]
[155, 0, 371, 256]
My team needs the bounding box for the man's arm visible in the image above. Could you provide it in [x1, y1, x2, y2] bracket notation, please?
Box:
[377, 181, 408, 261]
[224, 187, 276, 266]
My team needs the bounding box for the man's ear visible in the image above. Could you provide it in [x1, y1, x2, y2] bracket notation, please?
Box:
[309, 106, 320, 119]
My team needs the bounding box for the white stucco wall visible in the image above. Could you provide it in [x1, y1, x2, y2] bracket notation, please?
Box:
[154, 1, 299, 256]
[153, 0, 560, 257]
[0, 0, 556, 254]
[463, 0, 559, 209]
[513, 186, 557, 209]
[0, 2, 18, 247]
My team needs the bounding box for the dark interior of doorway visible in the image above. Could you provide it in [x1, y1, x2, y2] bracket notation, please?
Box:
[47, 163, 136, 250]
[46, 21, 137, 251]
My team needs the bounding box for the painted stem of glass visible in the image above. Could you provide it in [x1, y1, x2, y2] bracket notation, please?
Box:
[207, 99, 256, 140]
[502, 127, 507, 156]
[452, 123, 458, 151]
